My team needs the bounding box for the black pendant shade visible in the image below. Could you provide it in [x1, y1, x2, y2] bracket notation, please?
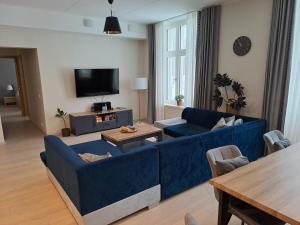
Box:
[103, 0, 122, 34]
[103, 16, 122, 34]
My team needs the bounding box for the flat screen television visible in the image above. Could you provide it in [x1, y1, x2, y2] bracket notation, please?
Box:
[75, 69, 119, 97]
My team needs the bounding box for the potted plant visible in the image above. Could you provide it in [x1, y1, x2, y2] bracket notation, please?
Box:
[55, 108, 71, 137]
[175, 95, 184, 106]
[212, 73, 247, 114]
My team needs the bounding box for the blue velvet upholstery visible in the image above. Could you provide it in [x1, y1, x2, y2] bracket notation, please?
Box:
[40, 108, 266, 216]
[158, 108, 266, 199]
[43, 135, 159, 216]
[182, 107, 256, 128]
[164, 124, 209, 137]
[71, 140, 122, 156]
[40, 152, 47, 166]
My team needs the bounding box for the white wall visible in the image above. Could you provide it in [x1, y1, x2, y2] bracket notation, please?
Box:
[0, 26, 147, 134]
[218, 0, 273, 117]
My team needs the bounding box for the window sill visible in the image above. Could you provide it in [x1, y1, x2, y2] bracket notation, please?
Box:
[164, 104, 185, 110]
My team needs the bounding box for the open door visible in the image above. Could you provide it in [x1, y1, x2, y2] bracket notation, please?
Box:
[14, 56, 29, 117]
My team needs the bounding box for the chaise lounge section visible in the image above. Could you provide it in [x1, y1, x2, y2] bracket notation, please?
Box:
[40, 136, 160, 225]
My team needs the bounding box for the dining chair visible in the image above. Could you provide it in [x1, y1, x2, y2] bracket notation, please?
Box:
[207, 145, 285, 225]
[263, 130, 291, 155]
[185, 213, 200, 225]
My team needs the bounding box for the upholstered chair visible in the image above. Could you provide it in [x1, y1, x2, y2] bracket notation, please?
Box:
[263, 130, 291, 155]
[206, 145, 285, 225]
[206, 145, 242, 201]
[185, 213, 200, 225]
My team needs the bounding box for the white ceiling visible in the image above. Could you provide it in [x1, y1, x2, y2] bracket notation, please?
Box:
[0, 0, 230, 24]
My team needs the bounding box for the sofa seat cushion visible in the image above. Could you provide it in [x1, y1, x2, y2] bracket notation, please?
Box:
[164, 124, 210, 137]
[71, 140, 122, 156]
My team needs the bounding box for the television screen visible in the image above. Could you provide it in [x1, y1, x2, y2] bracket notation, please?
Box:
[75, 69, 119, 97]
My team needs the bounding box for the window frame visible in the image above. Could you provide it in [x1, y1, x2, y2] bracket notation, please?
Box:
[163, 18, 188, 105]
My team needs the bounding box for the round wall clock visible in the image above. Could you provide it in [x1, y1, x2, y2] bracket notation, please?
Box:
[233, 36, 252, 56]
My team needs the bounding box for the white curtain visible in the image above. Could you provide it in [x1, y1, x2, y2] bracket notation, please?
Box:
[155, 22, 165, 121]
[185, 12, 197, 107]
[284, 0, 300, 142]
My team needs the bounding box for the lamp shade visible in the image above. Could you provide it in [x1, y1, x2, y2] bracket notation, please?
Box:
[103, 16, 122, 34]
[131, 77, 148, 90]
[6, 84, 13, 91]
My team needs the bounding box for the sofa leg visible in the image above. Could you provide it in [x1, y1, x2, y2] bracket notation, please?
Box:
[148, 202, 159, 210]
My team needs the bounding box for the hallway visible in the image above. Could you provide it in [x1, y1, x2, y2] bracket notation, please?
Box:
[0, 106, 43, 144]
[0, 106, 76, 225]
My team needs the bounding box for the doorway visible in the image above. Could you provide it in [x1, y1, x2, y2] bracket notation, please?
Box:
[0, 56, 29, 117]
[0, 47, 46, 144]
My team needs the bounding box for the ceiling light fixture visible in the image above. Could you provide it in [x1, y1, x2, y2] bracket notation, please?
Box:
[103, 0, 122, 35]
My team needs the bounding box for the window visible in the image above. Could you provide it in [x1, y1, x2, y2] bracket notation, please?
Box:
[163, 18, 190, 105]
[155, 12, 197, 120]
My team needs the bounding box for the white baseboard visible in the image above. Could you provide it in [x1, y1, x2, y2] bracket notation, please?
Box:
[47, 169, 161, 225]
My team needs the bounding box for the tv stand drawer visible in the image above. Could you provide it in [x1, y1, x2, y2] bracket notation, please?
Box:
[96, 120, 117, 131]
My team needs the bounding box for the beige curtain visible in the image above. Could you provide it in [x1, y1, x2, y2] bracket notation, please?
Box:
[263, 0, 295, 131]
[194, 6, 221, 110]
[147, 24, 156, 123]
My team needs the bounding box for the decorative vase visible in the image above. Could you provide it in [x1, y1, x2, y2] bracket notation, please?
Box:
[62, 128, 71, 137]
[226, 103, 239, 115]
[176, 99, 184, 106]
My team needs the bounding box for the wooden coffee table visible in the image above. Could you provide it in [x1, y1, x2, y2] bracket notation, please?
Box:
[101, 123, 163, 151]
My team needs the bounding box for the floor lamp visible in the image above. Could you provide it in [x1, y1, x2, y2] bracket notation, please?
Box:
[131, 77, 148, 123]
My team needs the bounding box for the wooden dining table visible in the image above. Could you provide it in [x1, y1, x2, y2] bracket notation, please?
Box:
[209, 143, 300, 225]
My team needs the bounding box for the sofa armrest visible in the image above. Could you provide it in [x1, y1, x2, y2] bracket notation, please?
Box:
[77, 145, 159, 216]
[154, 117, 187, 129]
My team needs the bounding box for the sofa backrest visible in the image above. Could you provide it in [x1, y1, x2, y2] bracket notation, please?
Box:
[182, 107, 258, 128]
[44, 135, 84, 214]
[77, 145, 159, 215]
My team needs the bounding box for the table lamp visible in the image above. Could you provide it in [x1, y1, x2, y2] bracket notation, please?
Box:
[7, 84, 14, 96]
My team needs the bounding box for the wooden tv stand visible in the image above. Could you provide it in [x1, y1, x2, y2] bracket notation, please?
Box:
[69, 108, 133, 136]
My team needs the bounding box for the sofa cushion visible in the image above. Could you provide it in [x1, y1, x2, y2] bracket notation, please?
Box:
[211, 117, 226, 131]
[71, 140, 122, 156]
[164, 124, 210, 137]
[215, 156, 249, 176]
[79, 152, 112, 163]
[273, 138, 291, 151]
[234, 118, 243, 126]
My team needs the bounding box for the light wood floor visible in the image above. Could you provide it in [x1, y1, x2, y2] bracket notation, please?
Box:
[0, 107, 241, 225]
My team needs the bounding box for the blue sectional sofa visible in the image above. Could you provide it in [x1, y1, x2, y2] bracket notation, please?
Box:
[40, 108, 266, 225]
